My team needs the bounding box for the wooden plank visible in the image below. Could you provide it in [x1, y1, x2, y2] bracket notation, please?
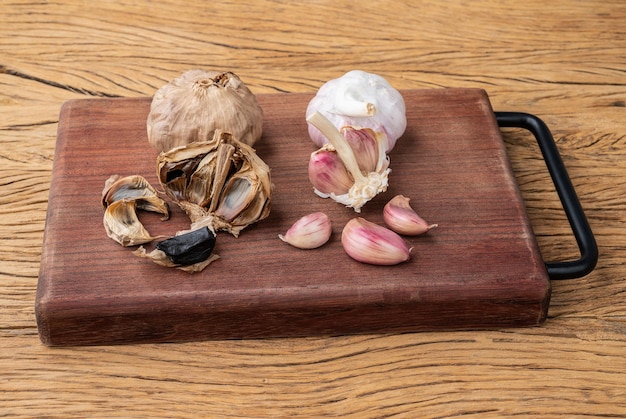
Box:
[35, 89, 550, 346]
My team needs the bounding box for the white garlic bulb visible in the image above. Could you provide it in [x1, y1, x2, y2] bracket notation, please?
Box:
[147, 69, 264, 152]
[306, 70, 406, 153]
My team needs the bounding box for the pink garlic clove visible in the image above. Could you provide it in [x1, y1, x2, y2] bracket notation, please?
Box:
[279, 212, 332, 249]
[341, 217, 411, 265]
[383, 195, 438, 236]
[308, 147, 353, 196]
[341, 126, 380, 173]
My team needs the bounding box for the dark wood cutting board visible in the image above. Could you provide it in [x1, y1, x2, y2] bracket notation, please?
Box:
[36, 88, 551, 346]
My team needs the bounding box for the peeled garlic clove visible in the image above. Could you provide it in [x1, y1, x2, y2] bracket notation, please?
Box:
[308, 146, 353, 196]
[279, 212, 332, 249]
[341, 217, 411, 265]
[147, 69, 263, 152]
[383, 195, 438, 236]
[133, 228, 220, 273]
[155, 227, 217, 266]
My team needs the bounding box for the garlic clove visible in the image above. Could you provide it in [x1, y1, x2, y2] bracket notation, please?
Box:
[308, 146, 353, 196]
[341, 217, 411, 265]
[279, 212, 332, 249]
[383, 195, 438, 236]
[133, 226, 220, 273]
[341, 126, 380, 173]
[155, 226, 217, 266]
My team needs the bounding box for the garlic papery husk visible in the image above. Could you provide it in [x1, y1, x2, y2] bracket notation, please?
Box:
[383, 195, 438, 236]
[157, 130, 272, 237]
[307, 112, 390, 212]
[147, 69, 264, 152]
[101, 175, 170, 247]
[279, 212, 332, 249]
[102, 174, 170, 220]
[306, 70, 406, 153]
[342, 217, 411, 265]
[103, 200, 158, 247]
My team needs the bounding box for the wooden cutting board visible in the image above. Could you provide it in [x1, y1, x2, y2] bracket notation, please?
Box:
[36, 89, 551, 346]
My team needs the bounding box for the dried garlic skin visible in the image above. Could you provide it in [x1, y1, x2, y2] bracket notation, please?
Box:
[147, 69, 263, 153]
[157, 130, 272, 237]
[101, 175, 170, 247]
[103, 200, 157, 246]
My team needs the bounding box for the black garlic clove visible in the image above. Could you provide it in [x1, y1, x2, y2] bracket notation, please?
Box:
[155, 227, 216, 266]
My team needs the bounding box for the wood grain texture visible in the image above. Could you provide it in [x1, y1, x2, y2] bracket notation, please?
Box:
[1, 0, 625, 416]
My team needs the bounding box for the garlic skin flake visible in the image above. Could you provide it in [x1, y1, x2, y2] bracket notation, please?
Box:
[307, 112, 390, 212]
[101, 175, 170, 247]
[279, 212, 332, 249]
[103, 200, 157, 247]
[383, 195, 438, 236]
[306, 70, 406, 153]
[147, 69, 264, 152]
[342, 217, 411, 265]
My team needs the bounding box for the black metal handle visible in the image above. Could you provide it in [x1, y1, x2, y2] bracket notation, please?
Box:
[495, 112, 598, 280]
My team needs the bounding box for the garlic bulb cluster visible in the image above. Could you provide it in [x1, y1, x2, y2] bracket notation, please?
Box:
[306, 70, 406, 153]
[101, 174, 170, 246]
[157, 130, 272, 237]
[147, 69, 264, 152]
[307, 111, 390, 212]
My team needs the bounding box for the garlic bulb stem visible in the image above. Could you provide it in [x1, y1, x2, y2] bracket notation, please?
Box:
[306, 70, 406, 151]
[333, 88, 376, 117]
[306, 112, 366, 184]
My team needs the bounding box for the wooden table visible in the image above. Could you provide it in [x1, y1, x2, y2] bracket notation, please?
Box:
[1, 1, 625, 416]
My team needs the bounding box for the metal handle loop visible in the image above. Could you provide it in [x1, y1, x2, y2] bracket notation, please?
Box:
[495, 112, 598, 280]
